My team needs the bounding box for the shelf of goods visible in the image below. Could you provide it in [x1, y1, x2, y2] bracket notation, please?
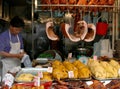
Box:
[3, 58, 120, 89]
[34, 0, 120, 11]
[30, 0, 120, 54]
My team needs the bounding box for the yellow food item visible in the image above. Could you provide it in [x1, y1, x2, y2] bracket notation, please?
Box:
[109, 59, 120, 77]
[16, 73, 34, 82]
[73, 60, 85, 68]
[100, 61, 118, 78]
[63, 60, 78, 78]
[87, 59, 107, 79]
[41, 72, 52, 81]
[52, 60, 62, 68]
[52, 68, 68, 80]
[73, 60, 91, 78]
[52, 60, 68, 80]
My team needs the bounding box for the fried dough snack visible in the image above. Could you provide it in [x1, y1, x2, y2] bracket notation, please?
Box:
[16, 73, 34, 82]
[73, 60, 91, 78]
[63, 60, 78, 78]
[40, 72, 52, 81]
[52, 60, 68, 80]
[87, 59, 107, 79]
[109, 60, 120, 77]
[52, 60, 63, 68]
[100, 61, 118, 78]
[52, 68, 68, 80]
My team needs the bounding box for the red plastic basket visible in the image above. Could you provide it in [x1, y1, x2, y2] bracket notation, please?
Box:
[96, 16, 108, 35]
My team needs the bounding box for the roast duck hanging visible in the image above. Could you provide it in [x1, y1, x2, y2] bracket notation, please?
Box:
[44, 0, 116, 42]
[41, 0, 115, 11]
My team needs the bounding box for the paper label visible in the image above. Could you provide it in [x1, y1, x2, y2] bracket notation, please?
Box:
[47, 67, 53, 73]
[68, 53, 72, 59]
[68, 71, 74, 78]
[118, 69, 120, 74]
[3, 73, 14, 87]
[93, 56, 97, 60]
[34, 76, 40, 86]
[38, 72, 43, 78]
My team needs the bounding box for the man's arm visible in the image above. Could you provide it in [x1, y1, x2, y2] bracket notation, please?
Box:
[0, 51, 24, 59]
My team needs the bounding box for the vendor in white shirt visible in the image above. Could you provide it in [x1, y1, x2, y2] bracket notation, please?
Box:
[0, 16, 32, 78]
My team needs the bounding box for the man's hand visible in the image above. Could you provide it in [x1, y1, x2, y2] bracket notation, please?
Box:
[0, 51, 26, 59]
[16, 53, 25, 59]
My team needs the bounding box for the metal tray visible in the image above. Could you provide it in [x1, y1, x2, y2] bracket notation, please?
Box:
[59, 77, 92, 82]
[92, 75, 120, 81]
[15, 68, 48, 83]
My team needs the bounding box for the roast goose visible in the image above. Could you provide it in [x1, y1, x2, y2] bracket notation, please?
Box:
[84, 23, 96, 42]
[88, 0, 98, 5]
[51, 0, 59, 10]
[46, 21, 59, 41]
[77, 0, 87, 5]
[77, 0, 88, 11]
[108, 0, 115, 5]
[41, 0, 50, 10]
[74, 20, 88, 40]
[59, 0, 67, 10]
[68, 0, 77, 10]
[97, 0, 108, 5]
[61, 23, 81, 42]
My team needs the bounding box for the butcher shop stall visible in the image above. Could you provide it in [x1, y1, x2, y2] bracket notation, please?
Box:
[0, 0, 120, 89]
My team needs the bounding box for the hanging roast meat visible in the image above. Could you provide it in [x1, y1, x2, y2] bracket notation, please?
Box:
[87, 0, 99, 12]
[46, 21, 59, 41]
[108, 0, 115, 5]
[61, 23, 81, 42]
[77, 0, 87, 5]
[59, 0, 67, 10]
[51, 0, 59, 10]
[74, 20, 88, 40]
[77, 0, 88, 11]
[88, 0, 99, 5]
[84, 23, 96, 42]
[68, 0, 77, 10]
[97, 0, 108, 5]
[41, 0, 51, 10]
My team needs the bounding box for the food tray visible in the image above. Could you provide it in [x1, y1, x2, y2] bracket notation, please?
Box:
[92, 75, 120, 81]
[60, 77, 92, 82]
[15, 68, 48, 83]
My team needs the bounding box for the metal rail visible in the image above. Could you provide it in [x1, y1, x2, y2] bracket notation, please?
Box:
[36, 4, 120, 8]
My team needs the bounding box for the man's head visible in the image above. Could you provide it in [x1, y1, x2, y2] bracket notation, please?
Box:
[10, 16, 25, 35]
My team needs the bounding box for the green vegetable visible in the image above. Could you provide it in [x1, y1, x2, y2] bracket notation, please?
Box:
[38, 53, 53, 58]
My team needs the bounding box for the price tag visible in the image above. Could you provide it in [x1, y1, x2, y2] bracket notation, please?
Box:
[118, 69, 120, 75]
[3, 73, 14, 87]
[68, 71, 74, 78]
[38, 72, 43, 78]
[68, 53, 72, 59]
[47, 67, 53, 73]
[93, 56, 97, 60]
[34, 76, 40, 86]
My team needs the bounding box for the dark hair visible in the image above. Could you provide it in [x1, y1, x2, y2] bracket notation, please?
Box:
[10, 16, 25, 28]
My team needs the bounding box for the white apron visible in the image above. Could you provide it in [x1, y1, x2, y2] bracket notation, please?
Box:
[1, 31, 21, 78]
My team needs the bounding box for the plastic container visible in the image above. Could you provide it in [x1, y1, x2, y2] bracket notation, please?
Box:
[96, 16, 108, 35]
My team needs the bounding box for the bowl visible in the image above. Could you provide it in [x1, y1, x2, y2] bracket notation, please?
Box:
[36, 58, 48, 64]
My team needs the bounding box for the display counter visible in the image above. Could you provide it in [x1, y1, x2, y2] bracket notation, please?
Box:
[1, 57, 120, 89]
